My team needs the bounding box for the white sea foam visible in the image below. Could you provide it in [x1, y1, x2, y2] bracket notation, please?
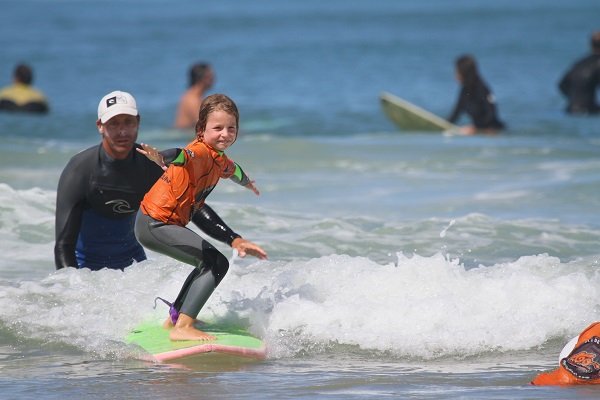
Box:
[2, 250, 598, 361]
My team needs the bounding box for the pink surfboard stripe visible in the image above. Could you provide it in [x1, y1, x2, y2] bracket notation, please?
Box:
[152, 343, 267, 362]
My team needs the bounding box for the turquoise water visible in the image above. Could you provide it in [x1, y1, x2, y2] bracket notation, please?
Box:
[1, 0, 600, 398]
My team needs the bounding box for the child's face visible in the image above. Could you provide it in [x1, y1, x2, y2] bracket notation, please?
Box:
[200, 110, 238, 151]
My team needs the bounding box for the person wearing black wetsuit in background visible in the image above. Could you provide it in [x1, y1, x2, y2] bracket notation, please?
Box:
[559, 31, 600, 115]
[447, 54, 505, 135]
[55, 90, 244, 271]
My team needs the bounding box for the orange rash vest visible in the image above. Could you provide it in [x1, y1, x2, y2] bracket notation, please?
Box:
[531, 322, 600, 386]
[140, 140, 240, 226]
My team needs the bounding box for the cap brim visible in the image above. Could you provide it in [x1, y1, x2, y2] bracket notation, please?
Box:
[100, 106, 138, 123]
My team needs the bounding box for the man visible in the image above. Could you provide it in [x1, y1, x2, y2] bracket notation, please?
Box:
[0, 63, 49, 113]
[55, 90, 252, 270]
[173, 63, 215, 129]
[559, 31, 600, 115]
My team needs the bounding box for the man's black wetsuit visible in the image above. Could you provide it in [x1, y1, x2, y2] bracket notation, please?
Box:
[54, 144, 240, 270]
[559, 53, 600, 114]
[448, 81, 505, 130]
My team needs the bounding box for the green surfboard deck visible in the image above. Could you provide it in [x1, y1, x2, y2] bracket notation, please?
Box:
[126, 321, 266, 362]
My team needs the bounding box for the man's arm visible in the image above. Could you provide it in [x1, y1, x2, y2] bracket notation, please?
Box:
[54, 160, 86, 269]
[558, 69, 572, 96]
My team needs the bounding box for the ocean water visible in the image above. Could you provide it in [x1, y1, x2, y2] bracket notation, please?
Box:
[1, 0, 600, 398]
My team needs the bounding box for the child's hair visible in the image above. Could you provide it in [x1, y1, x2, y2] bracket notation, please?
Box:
[195, 93, 239, 135]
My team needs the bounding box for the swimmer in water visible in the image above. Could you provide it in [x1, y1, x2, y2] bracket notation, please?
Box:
[0, 63, 49, 113]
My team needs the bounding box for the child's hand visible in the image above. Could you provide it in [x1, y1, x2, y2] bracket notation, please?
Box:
[137, 143, 167, 171]
[231, 238, 268, 260]
[245, 181, 260, 196]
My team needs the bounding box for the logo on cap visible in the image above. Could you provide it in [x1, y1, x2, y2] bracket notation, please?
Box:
[106, 96, 117, 108]
[106, 94, 130, 108]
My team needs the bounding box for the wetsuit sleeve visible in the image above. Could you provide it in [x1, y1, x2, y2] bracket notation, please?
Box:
[229, 162, 252, 187]
[558, 68, 572, 96]
[54, 158, 87, 269]
[159, 148, 184, 165]
[191, 204, 241, 245]
[448, 87, 467, 123]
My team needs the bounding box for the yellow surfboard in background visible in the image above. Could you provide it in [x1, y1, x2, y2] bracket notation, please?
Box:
[380, 92, 460, 133]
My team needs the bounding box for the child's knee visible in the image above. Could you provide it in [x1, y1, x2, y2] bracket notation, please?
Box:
[205, 248, 229, 284]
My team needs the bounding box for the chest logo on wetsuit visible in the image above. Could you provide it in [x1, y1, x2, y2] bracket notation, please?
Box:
[105, 199, 135, 214]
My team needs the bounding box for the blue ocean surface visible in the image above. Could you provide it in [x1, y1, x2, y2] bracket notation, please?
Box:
[1, 0, 600, 398]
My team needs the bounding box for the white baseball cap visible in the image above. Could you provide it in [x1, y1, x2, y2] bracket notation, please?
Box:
[97, 90, 138, 123]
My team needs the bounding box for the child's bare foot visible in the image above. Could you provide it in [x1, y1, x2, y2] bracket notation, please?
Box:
[169, 326, 215, 341]
[163, 317, 174, 329]
[169, 313, 214, 341]
[163, 317, 205, 329]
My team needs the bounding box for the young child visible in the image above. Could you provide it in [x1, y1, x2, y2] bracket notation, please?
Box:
[135, 93, 267, 341]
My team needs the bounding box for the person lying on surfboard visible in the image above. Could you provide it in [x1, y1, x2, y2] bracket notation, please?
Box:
[447, 54, 505, 135]
[135, 93, 267, 341]
[531, 322, 600, 386]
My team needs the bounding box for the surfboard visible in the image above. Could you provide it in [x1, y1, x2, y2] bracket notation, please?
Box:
[380, 91, 460, 133]
[126, 320, 266, 363]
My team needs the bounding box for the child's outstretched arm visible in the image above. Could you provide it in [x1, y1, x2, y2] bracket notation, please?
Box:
[229, 162, 260, 195]
[137, 143, 184, 171]
[244, 180, 260, 196]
